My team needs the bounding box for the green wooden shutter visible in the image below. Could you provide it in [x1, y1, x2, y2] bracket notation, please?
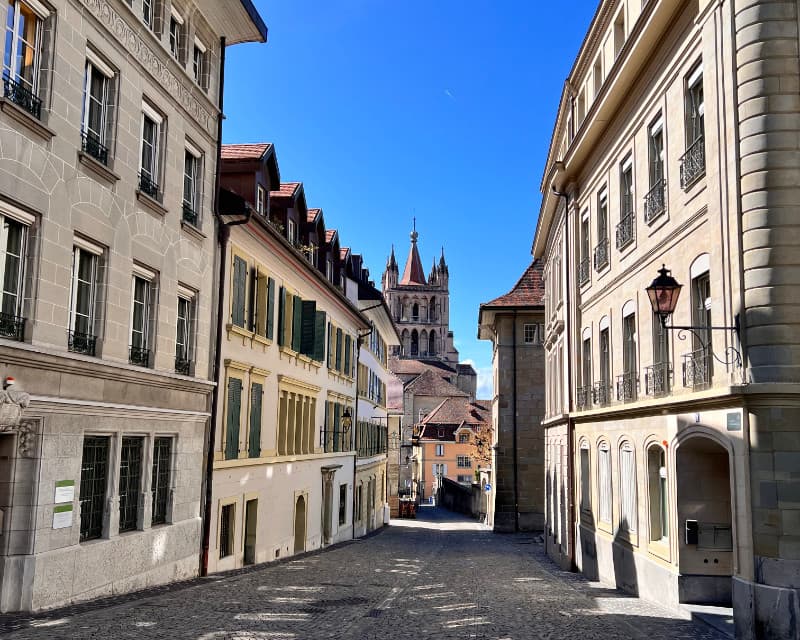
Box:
[323, 401, 329, 451]
[313, 311, 326, 362]
[292, 296, 303, 352]
[327, 322, 333, 367]
[333, 402, 341, 452]
[344, 334, 351, 375]
[301, 300, 316, 357]
[225, 377, 242, 460]
[266, 277, 275, 339]
[277, 286, 285, 346]
[248, 267, 258, 331]
[232, 257, 246, 327]
[335, 328, 343, 371]
[248, 382, 262, 458]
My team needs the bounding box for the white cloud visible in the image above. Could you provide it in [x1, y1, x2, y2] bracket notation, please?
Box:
[462, 358, 493, 400]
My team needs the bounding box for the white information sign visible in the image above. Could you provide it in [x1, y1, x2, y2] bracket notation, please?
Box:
[52, 505, 73, 529]
[54, 480, 75, 504]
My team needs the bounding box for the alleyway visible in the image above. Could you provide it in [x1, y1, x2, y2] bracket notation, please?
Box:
[2, 507, 729, 640]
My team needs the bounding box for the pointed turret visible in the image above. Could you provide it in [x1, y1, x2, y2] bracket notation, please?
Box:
[387, 245, 397, 270]
[400, 226, 426, 286]
[429, 258, 438, 284]
[439, 246, 448, 274]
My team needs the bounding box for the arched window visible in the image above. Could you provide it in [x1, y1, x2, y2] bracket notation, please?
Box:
[647, 444, 668, 541]
[429, 296, 436, 322]
[579, 441, 591, 512]
[401, 329, 409, 356]
[412, 302, 419, 321]
[619, 441, 637, 532]
[598, 441, 612, 523]
[411, 329, 419, 356]
[429, 331, 436, 356]
[420, 330, 428, 356]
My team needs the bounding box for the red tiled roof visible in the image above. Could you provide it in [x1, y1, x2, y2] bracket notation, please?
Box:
[405, 369, 468, 398]
[270, 182, 301, 199]
[400, 235, 426, 286]
[325, 230, 337, 243]
[340, 247, 349, 261]
[421, 398, 491, 427]
[388, 357, 456, 380]
[221, 143, 273, 160]
[482, 260, 545, 308]
[307, 208, 321, 223]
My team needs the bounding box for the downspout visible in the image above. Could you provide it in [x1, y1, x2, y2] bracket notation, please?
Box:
[351, 324, 374, 538]
[512, 310, 519, 532]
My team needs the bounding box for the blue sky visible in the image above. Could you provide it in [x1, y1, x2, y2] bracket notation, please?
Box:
[223, 0, 596, 397]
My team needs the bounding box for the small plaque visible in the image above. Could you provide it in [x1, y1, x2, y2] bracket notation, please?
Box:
[726, 412, 742, 432]
[54, 480, 75, 504]
[52, 504, 73, 529]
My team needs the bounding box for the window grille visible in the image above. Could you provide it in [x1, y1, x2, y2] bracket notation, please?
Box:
[79, 436, 109, 541]
[119, 437, 144, 532]
[339, 485, 347, 526]
[151, 437, 171, 525]
[219, 503, 234, 558]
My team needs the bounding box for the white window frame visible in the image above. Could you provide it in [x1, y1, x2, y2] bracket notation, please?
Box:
[140, 103, 163, 186]
[82, 53, 112, 150]
[256, 185, 266, 214]
[142, 0, 153, 28]
[176, 286, 195, 366]
[435, 444, 444, 457]
[326, 259, 333, 282]
[192, 38, 206, 86]
[169, 8, 183, 59]
[3, 0, 48, 94]
[183, 143, 202, 214]
[130, 265, 156, 357]
[69, 240, 103, 337]
[0, 211, 29, 319]
[287, 219, 296, 245]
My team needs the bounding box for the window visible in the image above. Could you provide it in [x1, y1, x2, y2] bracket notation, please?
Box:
[219, 503, 234, 558]
[69, 241, 102, 355]
[645, 115, 665, 223]
[650, 310, 670, 396]
[355, 485, 362, 521]
[619, 443, 637, 532]
[287, 219, 296, 246]
[192, 39, 206, 88]
[0, 210, 29, 340]
[617, 158, 635, 249]
[183, 144, 202, 225]
[82, 53, 113, 165]
[3, 0, 46, 118]
[168, 9, 183, 61]
[231, 255, 247, 328]
[151, 437, 171, 525]
[457, 455, 471, 468]
[685, 63, 704, 146]
[613, 9, 625, 57]
[142, 0, 153, 27]
[459, 434, 469, 444]
[523, 323, 537, 344]
[457, 475, 472, 483]
[599, 328, 610, 389]
[130, 268, 155, 367]
[686, 270, 712, 387]
[648, 445, 668, 541]
[225, 376, 242, 460]
[326, 259, 333, 282]
[435, 444, 444, 456]
[256, 185, 266, 215]
[118, 437, 144, 532]
[621, 313, 637, 401]
[579, 214, 590, 285]
[139, 104, 163, 199]
[594, 190, 609, 271]
[581, 336, 592, 388]
[339, 485, 347, 526]
[580, 444, 590, 511]
[175, 290, 194, 375]
[593, 56, 602, 98]
[248, 382, 262, 458]
[79, 436, 109, 541]
[598, 443, 611, 523]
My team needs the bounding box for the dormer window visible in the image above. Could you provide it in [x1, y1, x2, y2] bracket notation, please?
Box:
[326, 259, 333, 282]
[256, 185, 266, 215]
[287, 219, 296, 246]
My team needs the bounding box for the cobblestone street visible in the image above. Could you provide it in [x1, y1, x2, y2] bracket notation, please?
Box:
[1, 507, 729, 640]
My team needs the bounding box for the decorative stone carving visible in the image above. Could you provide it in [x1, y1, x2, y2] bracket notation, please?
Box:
[0, 387, 30, 430]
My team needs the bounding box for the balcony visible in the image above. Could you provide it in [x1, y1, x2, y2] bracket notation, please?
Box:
[578, 256, 590, 286]
[616, 212, 635, 250]
[138, 173, 160, 200]
[320, 427, 351, 453]
[129, 345, 150, 367]
[575, 385, 591, 410]
[592, 381, 611, 407]
[0, 313, 25, 342]
[645, 362, 672, 397]
[175, 355, 192, 376]
[2, 74, 42, 120]
[680, 136, 705, 189]
[68, 330, 97, 356]
[616, 372, 638, 402]
[593, 238, 609, 272]
[682, 348, 711, 389]
[644, 178, 666, 224]
[81, 130, 109, 166]
[182, 202, 198, 226]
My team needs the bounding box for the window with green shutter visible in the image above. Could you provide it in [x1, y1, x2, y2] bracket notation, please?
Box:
[292, 295, 303, 352]
[248, 267, 258, 331]
[248, 382, 262, 458]
[266, 277, 275, 340]
[335, 327, 343, 371]
[232, 256, 247, 327]
[314, 311, 326, 362]
[327, 322, 333, 367]
[225, 377, 242, 460]
[344, 334, 351, 375]
[301, 300, 316, 357]
[277, 286, 285, 346]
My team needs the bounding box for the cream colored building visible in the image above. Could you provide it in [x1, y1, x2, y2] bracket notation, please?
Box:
[534, 1, 800, 637]
[0, 0, 266, 612]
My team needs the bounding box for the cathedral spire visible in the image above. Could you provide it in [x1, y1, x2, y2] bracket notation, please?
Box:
[400, 223, 426, 286]
[387, 244, 397, 270]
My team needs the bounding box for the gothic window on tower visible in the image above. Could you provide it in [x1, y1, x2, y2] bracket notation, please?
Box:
[410, 329, 419, 356]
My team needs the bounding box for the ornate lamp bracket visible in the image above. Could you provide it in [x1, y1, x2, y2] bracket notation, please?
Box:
[660, 313, 742, 368]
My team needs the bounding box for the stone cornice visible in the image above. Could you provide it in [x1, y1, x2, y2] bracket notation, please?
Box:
[29, 395, 210, 421]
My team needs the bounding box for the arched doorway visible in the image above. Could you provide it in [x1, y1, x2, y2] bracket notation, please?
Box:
[293, 495, 306, 553]
[676, 435, 733, 605]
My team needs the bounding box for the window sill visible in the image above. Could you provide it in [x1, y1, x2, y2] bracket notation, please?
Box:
[226, 323, 252, 341]
[0, 98, 55, 140]
[180, 219, 206, 241]
[136, 190, 168, 217]
[252, 334, 272, 348]
[78, 151, 121, 183]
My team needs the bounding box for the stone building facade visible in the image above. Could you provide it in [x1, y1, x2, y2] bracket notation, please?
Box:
[478, 261, 546, 532]
[533, 0, 800, 637]
[0, 0, 266, 612]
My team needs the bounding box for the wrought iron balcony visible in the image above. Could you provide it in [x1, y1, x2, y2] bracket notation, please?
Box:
[592, 381, 611, 407]
[175, 355, 192, 376]
[680, 136, 705, 189]
[616, 372, 638, 402]
[2, 74, 42, 120]
[578, 256, 590, 286]
[616, 212, 635, 250]
[644, 178, 666, 224]
[138, 173, 160, 200]
[645, 362, 672, 397]
[575, 385, 591, 410]
[682, 348, 712, 389]
[182, 202, 198, 226]
[68, 330, 97, 356]
[320, 427, 351, 453]
[593, 238, 609, 271]
[0, 313, 25, 342]
[81, 130, 109, 166]
[129, 345, 151, 367]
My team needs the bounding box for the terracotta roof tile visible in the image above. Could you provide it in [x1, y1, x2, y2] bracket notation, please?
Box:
[482, 260, 545, 308]
[405, 369, 468, 398]
[270, 182, 301, 200]
[307, 208, 321, 223]
[325, 229, 337, 243]
[221, 143, 273, 160]
[421, 397, 491, 427]
[340, 247, 349, 261]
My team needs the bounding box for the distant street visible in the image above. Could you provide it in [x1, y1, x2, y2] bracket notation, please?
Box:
[2, 507, 728, 639]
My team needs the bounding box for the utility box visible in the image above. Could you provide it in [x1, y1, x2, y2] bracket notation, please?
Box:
[685, 519, 699, 545]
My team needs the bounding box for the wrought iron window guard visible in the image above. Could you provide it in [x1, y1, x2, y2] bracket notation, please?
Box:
[616, 372, 638, 402]
[182, 202, 198, 226]
[593, 238, 609, 271]
[2, 74, 42, 120]
[680, 136, 705, 189]
[616, 212, 635, 250]
[81, 130, 109, 166]
[578, 256, 590, 286]
[682, 348, 712, 388]
[320, 427, 351, 453]
[0, 313, 25, 342]
[129, 345, 150, 367]
[644, 178, 666, 224]
[138, 173, 160, 200]
[68, 330, 97, 356]
[592, 381, 611, 407]
[575, 385, 591, 410]
[645, 362, 672, 397]
[174, 355, 191, 375]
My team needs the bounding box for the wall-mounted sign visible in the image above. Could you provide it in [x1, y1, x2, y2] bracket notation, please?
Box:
[54, 480, 75, 504]
[52, 504, 73, 529]
[726, 412, 742, 432]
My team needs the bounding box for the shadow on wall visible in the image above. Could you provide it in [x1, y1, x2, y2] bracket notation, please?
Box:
[579, 516, 599, 582]
[612, 520, 639, 597]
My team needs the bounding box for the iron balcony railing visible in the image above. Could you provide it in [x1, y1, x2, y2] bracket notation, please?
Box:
[616, 212, 635, 250]
[138, 172, 160, 200]
[575, 385, 591, 410]
[644, 178, 666, 224]
[593, 238, 609, 271]
[680, 136, 705, 189]
[182, 202, 198, 226]
[645, 362, 672, 397]
[592, 381, 611, 407]
[616, 372, 638, 402]
[357, 422, 388, 458]
[129, 345, 150, 367]
[0, 312, 25, 342]
[175, 355, 191, 376]
[68, 330, 97, 356]
[578, 256, 590, 286]
[3, 74, 42, 120]
[81, 130, 109, 166]
[682, 348, 712, 389]
[320, 427, 351, 453]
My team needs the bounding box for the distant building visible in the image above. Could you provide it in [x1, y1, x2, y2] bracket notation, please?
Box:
[478, 261, 546, 532]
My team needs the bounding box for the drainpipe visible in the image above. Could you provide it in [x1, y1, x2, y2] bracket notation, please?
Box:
[512, 310, 519, 532]
[351, 324, 375, 538]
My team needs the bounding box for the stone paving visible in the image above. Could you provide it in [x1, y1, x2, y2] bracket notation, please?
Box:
[1, 507, 729, 639]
